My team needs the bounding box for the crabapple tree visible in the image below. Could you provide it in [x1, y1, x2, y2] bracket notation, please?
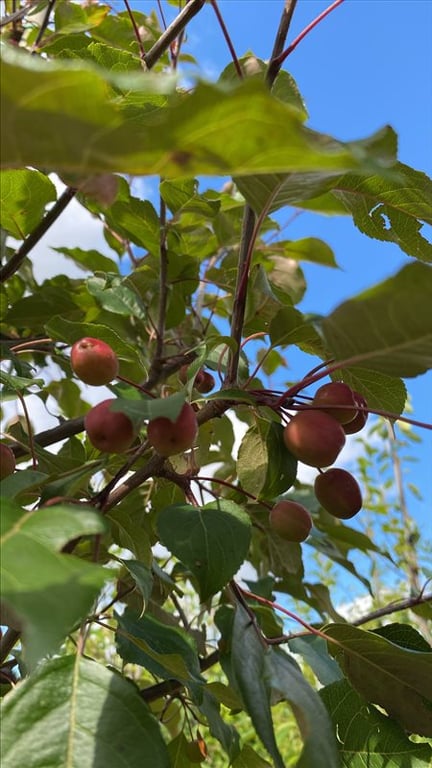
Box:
[1, 2, 432, 767]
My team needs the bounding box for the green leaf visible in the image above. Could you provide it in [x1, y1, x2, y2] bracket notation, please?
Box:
[236, 171, 347, 215]
[270, 305, 325, 356]
[53, 246, 119, 273]
[320, 678, 432, 768]
[107, 507, 152, 564]
[198, 688, 241, 762]
[220, 56, 307, 120]
[371, 623, 432, 653]
[268, 238, 338, 268]
[288, 635, 342, 686]
[232, 745, 272, 767]
[230, 603, 284, 768]
[0, 169, 56, 238]
[266, 648, 340, 768]
[236, 163, 432, 263]
[0, 469, 47, 499]
[160, 177, 220, 217]
[112, 391, 186, 423]
[321, 262, 432, 377]
[1, 47, 399, 178]
[116, 608, 203, 685]
[119, 559, 153, 610]
[5, 284, 80, 328]
[324, 623, 432, 737]
[0, 655, 170, 768]
[331, 163, 432, 262]
[157, 500, 251, 601]
[237, 421, 297, 499]
[0, 499, 107, 669]
[104, 198, 160, 253]
[87, 275, 147, 319]
[0, 369, 44, 393]
[333, 367, 407, 414]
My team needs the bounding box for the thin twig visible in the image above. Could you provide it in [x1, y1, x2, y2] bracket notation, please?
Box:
[266, 0, 298, 87]
[277, 0, 345, 65]
[31, 0, 57, 52]
[0, 186, 77, 283]
[123, 0, 147, 65]
[209, 0, 242, 79]
[0, 1, 38, 28]
[144, 0, 206, 70]
[16, 391, 37, 470]
[353, 591, 432, 627]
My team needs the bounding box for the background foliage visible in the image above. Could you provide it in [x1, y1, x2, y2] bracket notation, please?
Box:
[1, 2, 431, 767]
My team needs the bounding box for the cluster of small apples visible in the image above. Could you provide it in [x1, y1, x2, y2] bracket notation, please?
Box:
[269, 382, 368, 542]
[70, 338, 200, 457]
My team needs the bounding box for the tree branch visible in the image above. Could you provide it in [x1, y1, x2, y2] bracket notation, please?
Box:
[0, 186, 77, 283]
[144, 193, 169, 389]
[143, 0, 206, 70]
[353, 591, 432, 628]
[266, 0, 298, 87]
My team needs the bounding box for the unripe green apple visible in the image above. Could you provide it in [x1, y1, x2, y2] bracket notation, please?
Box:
[0, 444, 16, 480]
[343, 392, 368, 434]
[147, 402, 198, 457]
[312, 382, 358, 424]
[85, 399, 135, 453]
[314, 467, 362, 519]
[283, 410, 346, 468]
[269, 500, 312, 542]
[71, 337, 119, 386]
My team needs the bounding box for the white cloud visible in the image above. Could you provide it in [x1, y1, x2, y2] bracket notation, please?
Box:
[29, 176, 116, 283]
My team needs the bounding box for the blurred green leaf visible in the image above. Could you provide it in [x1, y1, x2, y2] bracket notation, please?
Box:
[1, 47, 399, 178]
